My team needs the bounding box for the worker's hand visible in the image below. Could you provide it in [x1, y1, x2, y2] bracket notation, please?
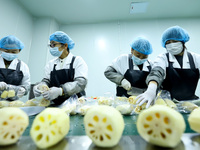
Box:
[121, 79, 131, 91]
[136, 83, 157, 108]
[17, 87, 26, 98]
[42, 87, 62, 101]
[0, 82, 8, 90]
[33, 83, 46, 97]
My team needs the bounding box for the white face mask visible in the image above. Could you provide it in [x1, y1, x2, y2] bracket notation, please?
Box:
[166, 42, 183, 55]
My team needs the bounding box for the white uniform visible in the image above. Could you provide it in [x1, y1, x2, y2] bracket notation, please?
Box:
[43, 52, 88, 97]
[111, 54, 152, 75]
[0, 56, 31, 91]
[44, 52, 88, 80]
[153, 50, 200, 79]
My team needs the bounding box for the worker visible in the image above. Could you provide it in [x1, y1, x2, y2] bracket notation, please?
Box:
[104, 37, 153, 97]
[33, 31, 88, 105]
[136, 26, 200, 108]
[0, 35, 30, 99]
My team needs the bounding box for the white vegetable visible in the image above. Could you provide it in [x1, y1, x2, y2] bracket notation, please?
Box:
[9, 100, 25, 107]
[0, 107, 29, 145]
[188, 107, 200, 133]
[116, 104, 133, 115]
[7, 90, 16, 98]
[165, 99, 177, 109]
[1, 91, 8, 99]
[84, 105, 124, 147]
[30, 108, 70, 149]
[137, 105, 185, 148]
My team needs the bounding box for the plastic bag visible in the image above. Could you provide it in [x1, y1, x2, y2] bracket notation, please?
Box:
[176, 100, 199, 113]
[59, 94, 78, 115]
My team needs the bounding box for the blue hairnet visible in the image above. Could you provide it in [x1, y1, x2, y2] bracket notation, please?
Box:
[130, 37, 153, 55]
[49, 31, 75, 50]
[0, 35, 24, 50]
[161, 26, 190, 48]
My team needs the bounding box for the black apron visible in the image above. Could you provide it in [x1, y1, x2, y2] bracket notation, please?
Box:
[50, 56, 86, 105]
[117, 54, 151, 97]
[162, 52, 199, 100]
[0, 60, 23, 85]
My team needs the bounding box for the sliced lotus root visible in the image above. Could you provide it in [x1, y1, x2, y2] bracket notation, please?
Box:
[98, 97, 112, 106]
[128, 96, 137, 104]
[165, 99, 177, 109]
[155, 98, 167, 106]
[84, 105, 124, 147]
[116, 104, 133, 115]
[7, 90, 16, 98]
[188, 107, 200, 133]
[25, 99, 38, 106]
[137, 105, 185, 148]
[78, 97, 86, 104]
[9, 100, 25, 107]
[181, 101, 198, 112]
[134, 103, 147, 114]
[1, 91, 8, 99]
[30, 108, 70, 149]
[79, 105, 91, 115]
[38, 98, 50, 107]
[116, 97, 128, 102]
[0, 100, 10, 107]
[61, 104, 76, 115]
[0, 107, 29, 145]
[38, 84, 49, 93]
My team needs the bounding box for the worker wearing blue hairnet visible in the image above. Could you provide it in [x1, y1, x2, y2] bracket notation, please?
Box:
[0, 35, 30, 99]
[136, 26, 200, 108]
[33, 31, 88, 105]
[104, 37, 153, 97]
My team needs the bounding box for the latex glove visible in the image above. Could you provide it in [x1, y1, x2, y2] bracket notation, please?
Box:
[121, 79, 131, 91]
[136, 83, 157, 108]
[33, 83, 47, 97]
[42, 87, 62, 101]
[0, 82, 8, 90]
[17, 87, 26, 98]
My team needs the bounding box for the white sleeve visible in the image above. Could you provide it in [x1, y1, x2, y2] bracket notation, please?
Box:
[152, 53, 168, 72]
[20, 63, 31, 93]
[111, 54, 128, 75]
[43, 62, 52, 80]
[74, 56, 88, 79]
[192, 52, 200, 77]
[61, 56, 88, 96]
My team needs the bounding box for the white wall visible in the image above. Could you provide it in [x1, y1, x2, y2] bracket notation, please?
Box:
[60, 18, 200, 97]
[28, 18, 59, 83]
[0, 0, 33, 64]
[0, 0, 33, 101]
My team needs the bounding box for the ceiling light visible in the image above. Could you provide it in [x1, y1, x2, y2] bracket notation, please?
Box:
[130, 2, 149, 14]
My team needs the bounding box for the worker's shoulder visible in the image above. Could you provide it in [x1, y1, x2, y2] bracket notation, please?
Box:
[116, 54, 129, 60]
[73, 55, 86, 62]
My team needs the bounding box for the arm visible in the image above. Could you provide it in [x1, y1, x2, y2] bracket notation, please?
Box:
[136, 54, 167, 108]
[61, 77, 87, 97]
[40, 61, 52, 87]
[33, 62, 51, 97]
[61, 56, 88, 97]
[104, 66, 124, 85]
[19, 64, 31, 95]
[146, 66, 165, 88]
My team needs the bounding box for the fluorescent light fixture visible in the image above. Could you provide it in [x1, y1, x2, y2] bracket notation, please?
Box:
[130, 2, 149, 14]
